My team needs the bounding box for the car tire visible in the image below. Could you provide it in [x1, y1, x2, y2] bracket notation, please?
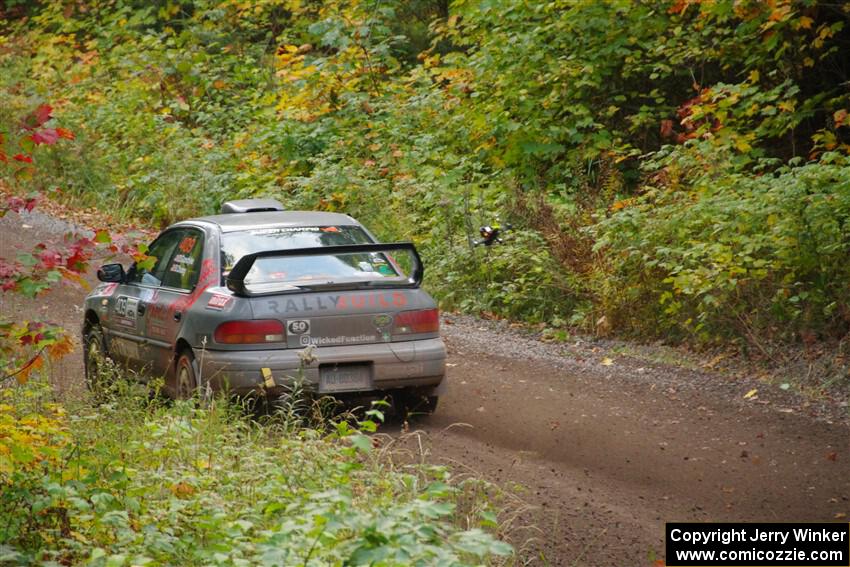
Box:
[400, 390, 438, 418]
[173, 350, 198, 399]
[83, 325, 110, 394]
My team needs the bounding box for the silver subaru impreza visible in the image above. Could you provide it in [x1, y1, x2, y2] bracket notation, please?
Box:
[82, 199, 446, 413]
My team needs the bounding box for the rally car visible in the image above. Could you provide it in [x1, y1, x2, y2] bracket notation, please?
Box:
[82, 199, 446, 413]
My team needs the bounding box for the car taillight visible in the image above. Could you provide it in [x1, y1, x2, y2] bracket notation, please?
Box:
[394, 308, 439, 334]
[214, 320, 285, 344]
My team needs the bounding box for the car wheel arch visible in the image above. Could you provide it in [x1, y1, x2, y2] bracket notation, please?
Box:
[83, 309, 100, 333]
[172, 338, 193, 367]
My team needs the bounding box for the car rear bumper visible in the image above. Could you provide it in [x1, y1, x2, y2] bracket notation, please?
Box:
[195, 338, 446, 396]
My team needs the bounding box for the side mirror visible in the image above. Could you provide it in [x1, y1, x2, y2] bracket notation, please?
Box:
[97, 263, 126, 283]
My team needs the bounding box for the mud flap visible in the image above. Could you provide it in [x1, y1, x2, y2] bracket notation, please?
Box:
[431, 376, 448, 396]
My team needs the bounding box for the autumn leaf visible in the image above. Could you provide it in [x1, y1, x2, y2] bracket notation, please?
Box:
[32, 104, 53, 126]
[30, 129, 59, 146]
[13, 154, 33, 163]
[47, 335, 74, 359]
[19, 104, 54, 131]
[170, 482, 196, 498]
[55, 127, 75, 140]
[15, 354, 44, 385]
[743, 389, 758, 399]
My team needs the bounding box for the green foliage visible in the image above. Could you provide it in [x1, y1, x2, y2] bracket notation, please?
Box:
[0, 376, 512, 565]
[3, 0, 850, 346]
[598, 149, 850, 343]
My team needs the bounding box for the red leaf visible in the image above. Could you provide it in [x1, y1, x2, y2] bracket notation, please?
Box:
[38, 250, 62, 269]
[33, 104, 53, 127]
[31, 128, 60, 146]
[55, 127, 75, 140]
[13, 154, 33, 163]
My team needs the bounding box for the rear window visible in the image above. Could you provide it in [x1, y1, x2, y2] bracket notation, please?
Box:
[221, 225, 373, 276]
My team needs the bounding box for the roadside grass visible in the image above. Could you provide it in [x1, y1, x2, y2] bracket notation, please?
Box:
[0, 371, 514, 566]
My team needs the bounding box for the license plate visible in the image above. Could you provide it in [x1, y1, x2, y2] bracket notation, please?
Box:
[319, 364, 372, 393]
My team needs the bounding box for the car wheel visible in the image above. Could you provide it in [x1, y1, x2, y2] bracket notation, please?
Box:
[83, 325, 110, 394]
[173, 350, 198, 399]
[400, 390, 439, 418]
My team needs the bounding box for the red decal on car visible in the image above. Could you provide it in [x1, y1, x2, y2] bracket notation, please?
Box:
[99, 283, 118, 296]
[146, 259, 218, 339]
[178, 236, 197, 253]
[207, 294, 231, 310]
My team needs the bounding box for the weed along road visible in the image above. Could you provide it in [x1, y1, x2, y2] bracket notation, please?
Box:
[4, 210, 849, 566]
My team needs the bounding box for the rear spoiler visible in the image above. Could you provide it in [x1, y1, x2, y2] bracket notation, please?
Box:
[226, 242, 423, 297]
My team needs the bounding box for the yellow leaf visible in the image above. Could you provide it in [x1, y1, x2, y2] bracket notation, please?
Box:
[735, 138, 752, 153]
[744, 389, 758, 399]
[798, 16, 814, 29]
[170, 482, 195, 498]
[748, 70, 759, 83]
[601, 357, 614, 366]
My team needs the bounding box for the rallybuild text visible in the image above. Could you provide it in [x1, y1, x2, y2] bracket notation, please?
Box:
[666, 523, 850, 567]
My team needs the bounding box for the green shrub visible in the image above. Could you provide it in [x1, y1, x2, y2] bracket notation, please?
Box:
[0, 377, 513, 565]
[598, 147, 850, 343]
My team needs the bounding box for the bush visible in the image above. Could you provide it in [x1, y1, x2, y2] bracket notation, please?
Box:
[0, 377, 512, 565]
[597, 148, 850, 343]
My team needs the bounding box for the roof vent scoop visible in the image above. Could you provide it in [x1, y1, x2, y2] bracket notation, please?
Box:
[220, 198, 285, 214]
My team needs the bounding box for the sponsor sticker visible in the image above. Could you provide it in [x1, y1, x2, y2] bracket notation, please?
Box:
[172, 253, 195, 265]
[178, 236, 197, 253]
[114, 296, 138, 327]
[299, 334, 376, 346]
[206, 294, 232, 310]
[97, 282, 119, 297]
[287, 319, 310, 334]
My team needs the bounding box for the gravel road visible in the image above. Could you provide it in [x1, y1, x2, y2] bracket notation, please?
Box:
[2, 208, 848, 566]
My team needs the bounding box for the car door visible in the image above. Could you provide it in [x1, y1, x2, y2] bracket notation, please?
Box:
[142, 227, 207, 376]
[107, 229, 185, 374]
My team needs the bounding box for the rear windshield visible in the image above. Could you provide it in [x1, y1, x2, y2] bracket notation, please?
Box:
[221, 225, 377, 279]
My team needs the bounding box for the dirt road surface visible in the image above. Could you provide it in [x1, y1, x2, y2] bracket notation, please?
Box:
[2, 209, 848, 566]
